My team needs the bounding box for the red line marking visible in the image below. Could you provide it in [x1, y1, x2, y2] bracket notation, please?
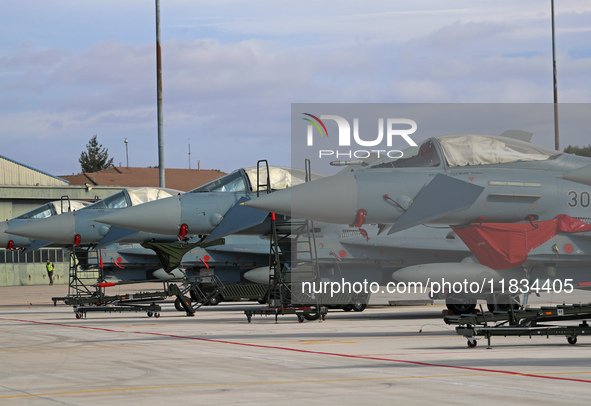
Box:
[2, 317, 590, 384]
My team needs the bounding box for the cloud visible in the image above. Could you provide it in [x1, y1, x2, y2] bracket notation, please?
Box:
[1, 1, 591, 176]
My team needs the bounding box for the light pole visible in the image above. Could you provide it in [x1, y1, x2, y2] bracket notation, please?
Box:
[124, 138, 129, 167]
[551, 0, 559, 151]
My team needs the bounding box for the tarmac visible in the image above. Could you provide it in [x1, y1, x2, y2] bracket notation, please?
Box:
[1, 283, 591, 405]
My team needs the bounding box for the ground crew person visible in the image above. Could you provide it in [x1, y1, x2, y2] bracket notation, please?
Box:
[46, 259, 54, 285]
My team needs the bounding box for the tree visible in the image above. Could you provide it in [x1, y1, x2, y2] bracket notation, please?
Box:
[564, 145, 591, 158]
[79, 135, 114, 173]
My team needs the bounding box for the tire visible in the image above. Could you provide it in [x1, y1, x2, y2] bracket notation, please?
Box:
[208, 295, 221, 306]
[568, 336, 577, 345]
[352, 303, 367, 312]
[303, 313, 321, 321]
[487, 295, 520, 312]
[446, 296, 477, 315]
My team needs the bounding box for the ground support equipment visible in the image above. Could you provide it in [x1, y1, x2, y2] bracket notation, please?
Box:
[240, 161, 325, 323]
[73, 302, 163, 319]
[444, 303, 591, 348]
[244, 305, 328, 323]
[167, 275, 226, 316]
[64, 281, 169, 319]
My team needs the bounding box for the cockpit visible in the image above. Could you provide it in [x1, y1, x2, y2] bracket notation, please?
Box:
[189, 167, 318, 193]
[189, 170, 248, 193]
[437, 134, 559, 167]
[85, 188, 180, 210]
[368, 134, 561, 169]
[15, 201, 90, 220]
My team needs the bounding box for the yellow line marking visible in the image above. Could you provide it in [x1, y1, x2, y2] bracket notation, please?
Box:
[3, 371, 591, 399]
[0, 374, 528, 399]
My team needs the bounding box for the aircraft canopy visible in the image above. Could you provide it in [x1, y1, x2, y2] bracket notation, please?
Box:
[15, 200, 90, 219]
[126, 187, 181, 206]
[437, 134, 559, 167]
[190, 167, 323, 193]
[243, 166, 318, 191]
[86, 188, 181, 210]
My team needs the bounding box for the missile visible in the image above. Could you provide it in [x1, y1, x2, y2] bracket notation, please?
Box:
[153, 268, 186, 281]
[392, 261, 524, 293]
[243, 266, 272, 285]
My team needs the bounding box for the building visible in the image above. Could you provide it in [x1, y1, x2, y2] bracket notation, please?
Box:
[60, 166, 226, 191]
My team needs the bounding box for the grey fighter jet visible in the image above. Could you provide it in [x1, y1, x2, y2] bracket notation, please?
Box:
[244, 133, 591, 234]
[93, 167, 322, 242]
[6, 188, 184, 248]
[242, 133, 591, 311]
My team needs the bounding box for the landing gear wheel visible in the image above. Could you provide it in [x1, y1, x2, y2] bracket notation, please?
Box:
[567, 336, 578, 345]
[154, 312, 160, 318]
[297, 315, 304, 323]
[352, 303, 367, 312]
[487, 294, 520, 312]
[446, 296, 477, 315]
[303, 313, 320, 321]
[342, 305, 353, 312]
[75, 312, 82, 319]
[258, 292, 269, 305]
[147, 311, 154, 317]
[467, 339, 477, 348]
[207, 295, 221, 306]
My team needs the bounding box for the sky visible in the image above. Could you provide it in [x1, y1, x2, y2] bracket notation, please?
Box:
[0, 1, 590, 178]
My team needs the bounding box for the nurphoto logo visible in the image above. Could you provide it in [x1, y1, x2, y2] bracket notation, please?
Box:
[303, 113, 418, 159]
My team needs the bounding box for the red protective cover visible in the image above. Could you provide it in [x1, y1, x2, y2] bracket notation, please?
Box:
[452, 215, 591, 270]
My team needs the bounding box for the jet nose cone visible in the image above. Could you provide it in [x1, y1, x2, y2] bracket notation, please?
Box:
[0, 221, 10, 248]
[7, 212, 76, 244]
[243, 171, 359, 224]
[95, 196, 182, 235]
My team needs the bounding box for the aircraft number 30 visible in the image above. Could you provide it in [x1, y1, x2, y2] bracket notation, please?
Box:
[568, 191, 591, 208]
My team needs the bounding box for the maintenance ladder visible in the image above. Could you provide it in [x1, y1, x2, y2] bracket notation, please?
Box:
[244, 160, 326, 323]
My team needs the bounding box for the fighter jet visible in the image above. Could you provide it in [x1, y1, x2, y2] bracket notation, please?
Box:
[1, 199, 90, 251]
[93, 166, 322, 242]
[242, 133, 591, 311]
[6, 188, 184, 248]
[243, 133, 591, 232]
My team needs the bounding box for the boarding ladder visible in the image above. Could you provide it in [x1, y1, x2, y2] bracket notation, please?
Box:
[242, 160, 326, 322]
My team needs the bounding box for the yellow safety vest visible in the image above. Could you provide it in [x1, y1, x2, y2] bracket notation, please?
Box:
[46, 262, 54, 272]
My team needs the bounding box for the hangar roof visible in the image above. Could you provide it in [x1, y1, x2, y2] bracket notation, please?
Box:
[60, 166, 226, 192]
[0, 155, 69, 186]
